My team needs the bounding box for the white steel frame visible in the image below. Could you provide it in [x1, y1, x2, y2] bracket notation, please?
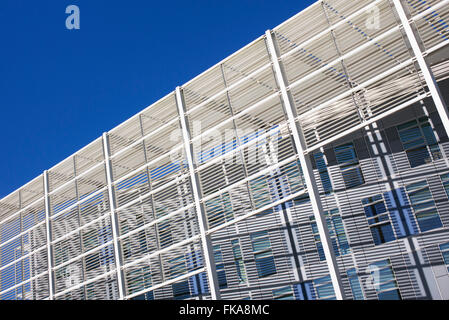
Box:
[0, 0, 448, 301]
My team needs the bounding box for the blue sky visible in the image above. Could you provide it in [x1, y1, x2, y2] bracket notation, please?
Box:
[0, 0, 314, 198]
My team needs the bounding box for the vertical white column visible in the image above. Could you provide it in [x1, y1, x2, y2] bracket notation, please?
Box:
[265, 30, 347, 300]
[102, 132, 126, 300]
[175, 87, 221, 300]
[43, 170, 55, 300]
[392, 0, 449, 137]
[73, 156, 88, 298]
[18, 191, 25, 299]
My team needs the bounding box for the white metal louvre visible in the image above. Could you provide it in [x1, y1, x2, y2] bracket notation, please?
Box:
[0, 175, 48, 300]
[74, 138, 105, 177]
[274, 0, 433, 153]
[0, 0, 449, 300]
[20, 176, 45, 209]
[48, 158, 76, 194]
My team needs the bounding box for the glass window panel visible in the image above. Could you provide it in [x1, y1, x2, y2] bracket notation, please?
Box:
[397, 117, 441, 168]
[347, 268, 365, 300]
[335, 144, 358, 165]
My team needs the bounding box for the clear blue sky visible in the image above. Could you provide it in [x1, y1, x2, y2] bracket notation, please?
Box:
[0, 0, 314, 198]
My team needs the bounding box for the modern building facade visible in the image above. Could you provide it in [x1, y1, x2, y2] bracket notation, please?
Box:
[1, 0, 449, 300]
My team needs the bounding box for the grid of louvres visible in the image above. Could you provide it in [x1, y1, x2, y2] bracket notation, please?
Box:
[0, 0, 449, 300]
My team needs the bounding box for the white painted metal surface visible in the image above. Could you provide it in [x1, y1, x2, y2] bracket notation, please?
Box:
[392, 0, 449, 138]
[0, 0, 448, 300]
[265, 29, 347, 300]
